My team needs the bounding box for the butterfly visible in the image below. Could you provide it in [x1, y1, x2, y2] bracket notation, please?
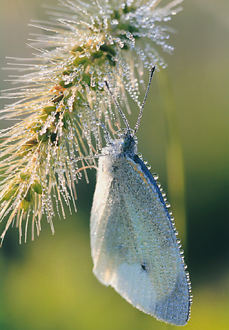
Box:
[90, 67, 192, 325]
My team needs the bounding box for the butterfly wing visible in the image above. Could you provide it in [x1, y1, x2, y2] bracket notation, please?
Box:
[90, 154, 191, 325]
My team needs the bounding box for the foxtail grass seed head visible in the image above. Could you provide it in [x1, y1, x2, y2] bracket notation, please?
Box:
[0, 0, 183, 244]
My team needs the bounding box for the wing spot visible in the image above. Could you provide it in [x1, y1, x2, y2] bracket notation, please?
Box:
[113, 165, 118, 172]
[141, 261, 149, 273]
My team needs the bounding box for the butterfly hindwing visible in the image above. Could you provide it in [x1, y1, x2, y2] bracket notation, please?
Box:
[90, 151, 190, 325]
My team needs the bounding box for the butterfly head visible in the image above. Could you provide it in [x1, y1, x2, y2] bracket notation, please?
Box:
[102, 128, 138, 161]
[120, 129, 138, 156]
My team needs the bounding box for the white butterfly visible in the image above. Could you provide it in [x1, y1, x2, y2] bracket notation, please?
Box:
[90, 68, 192, 326]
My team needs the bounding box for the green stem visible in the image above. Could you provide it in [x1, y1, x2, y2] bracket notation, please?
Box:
[157, 69, 187, 247]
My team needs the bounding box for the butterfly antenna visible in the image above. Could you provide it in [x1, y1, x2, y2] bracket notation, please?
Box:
[104, 80, 131, 131]
[134, 66, 155, 133]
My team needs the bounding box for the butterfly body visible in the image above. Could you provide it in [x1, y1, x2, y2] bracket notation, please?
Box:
[90, 132, 191, 326]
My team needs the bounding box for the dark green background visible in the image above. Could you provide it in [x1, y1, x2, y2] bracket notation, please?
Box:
[0, 0, 228, 329]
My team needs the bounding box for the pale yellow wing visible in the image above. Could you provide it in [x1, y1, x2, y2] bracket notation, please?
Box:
[90, 155, 191, 325]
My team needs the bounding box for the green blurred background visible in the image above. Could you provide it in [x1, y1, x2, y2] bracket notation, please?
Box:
[0, 0, 228, 329]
